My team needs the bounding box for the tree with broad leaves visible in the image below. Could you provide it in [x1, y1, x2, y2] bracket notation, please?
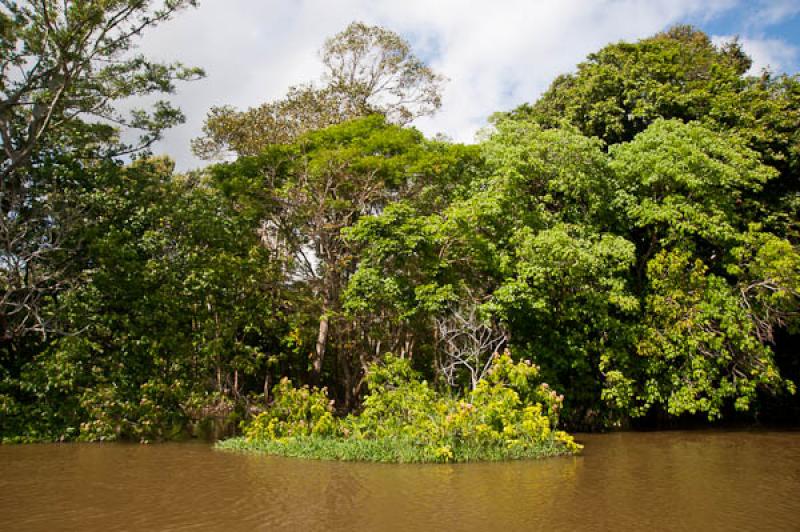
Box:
[0, 0, 202, 346]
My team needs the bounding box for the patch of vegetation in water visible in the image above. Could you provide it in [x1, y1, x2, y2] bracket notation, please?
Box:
[216, 353, 581, 463]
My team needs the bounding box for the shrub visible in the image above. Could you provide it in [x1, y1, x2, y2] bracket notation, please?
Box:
[244, 378, 337, 440]
[227, 351, 580, 462]
[345, 352, 580, 458]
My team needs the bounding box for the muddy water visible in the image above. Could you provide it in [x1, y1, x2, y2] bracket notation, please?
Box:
[1, 431, 798, 531]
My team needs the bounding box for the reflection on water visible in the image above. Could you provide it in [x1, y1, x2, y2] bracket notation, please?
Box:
[1, 431, 798, 531]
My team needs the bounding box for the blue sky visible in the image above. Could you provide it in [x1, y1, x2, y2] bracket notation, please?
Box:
[135, 0, 800, 170]
[684, 0, 800, 73]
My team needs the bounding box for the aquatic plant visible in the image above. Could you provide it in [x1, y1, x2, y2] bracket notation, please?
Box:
[219, 352, 580, 463]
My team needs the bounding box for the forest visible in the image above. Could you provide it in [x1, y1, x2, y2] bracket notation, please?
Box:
[1, 1, 798, 451]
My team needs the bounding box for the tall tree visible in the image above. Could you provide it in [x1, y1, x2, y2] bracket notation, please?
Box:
[600, 119, 799, 420]
[507, 26, 750, 145]
[0, 0, 202, 346]
[320, 21, 444, 124]
[506, 25, 800, 240]
[192, 21, 444, 160]
[0, 0, 202, 183]
[213, 116, 467, 400]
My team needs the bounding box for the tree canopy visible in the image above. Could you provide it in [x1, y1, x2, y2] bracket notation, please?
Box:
[191, 21, 444, 160]
[2, 17, 799, 443]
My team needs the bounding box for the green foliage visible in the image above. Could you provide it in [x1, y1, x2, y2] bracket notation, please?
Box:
[610, 119, 775, 246]
[510, 25, 750, 145]
[508, 24, 800, 241]
[244, 378, 336, 440]
[193, 21, 443, 159]
[231, 353, 580, 463]
[1, 1, 203, 176]
[601, 249, 789, 419]
[489, 225, 638, 426]
[591, 118, 799, 421]
[5, 22, 800, 443]
[1, 0, 203, 358]
[1, 158, 284, 442]
[341, 105, 798, 428]
[728, 229, 800, 336]
[482, 118, 617, 227]
[212, 114, 478, 399]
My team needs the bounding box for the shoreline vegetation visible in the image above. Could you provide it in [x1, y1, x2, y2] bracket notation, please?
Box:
[216, 434, 575, 463]
[1, 4, 798, 448]
[216, 354, 581, 463]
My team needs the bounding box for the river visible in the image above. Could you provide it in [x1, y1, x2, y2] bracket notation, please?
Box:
[1, 430, 798, 531]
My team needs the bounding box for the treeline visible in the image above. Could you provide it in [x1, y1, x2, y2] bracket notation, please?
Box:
[1, 3, 798, 442]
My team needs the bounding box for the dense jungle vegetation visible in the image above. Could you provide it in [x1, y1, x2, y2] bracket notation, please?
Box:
[1, 2, 798, 450]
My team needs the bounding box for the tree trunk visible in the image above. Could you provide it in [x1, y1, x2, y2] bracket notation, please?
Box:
[340, 349, 354, 411]
[311, 303, 329, 384]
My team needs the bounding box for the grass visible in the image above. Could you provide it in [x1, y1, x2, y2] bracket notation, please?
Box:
[215, 434, 575, 463]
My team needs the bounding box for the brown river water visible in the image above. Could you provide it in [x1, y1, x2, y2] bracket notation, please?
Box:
[1, 430, 798, 531]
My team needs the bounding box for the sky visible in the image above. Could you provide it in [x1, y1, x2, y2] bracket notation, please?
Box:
[132, 0, 800, 171]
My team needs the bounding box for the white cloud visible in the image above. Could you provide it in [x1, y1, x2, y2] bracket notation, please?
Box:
[132, 0, 742, 170]
[749, 0, 800, 27]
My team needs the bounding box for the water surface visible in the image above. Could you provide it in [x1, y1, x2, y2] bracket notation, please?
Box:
[1, 431, 798, 531]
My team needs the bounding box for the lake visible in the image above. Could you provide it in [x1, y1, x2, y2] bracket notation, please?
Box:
[1, 430, 798, 531]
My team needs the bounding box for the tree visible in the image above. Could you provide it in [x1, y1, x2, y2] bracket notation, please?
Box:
[507, 26, 750, 146]
[1, 156, 286, 442]
[190, 85, 349, 160]
[497, 27, 799, 424]
[609, 119, 775, 268]
[192, 21, 444, 160]
[600, 248, 793, 420]
[0, 0, 202, 184]
[507, 25, 800, 241]
[0, 0, 202, 347]
[213, 116, 447, 395]
[600, 119, 800, 421]
[321, 21, 444, 124]
[434, 298, 506, 390]
[343, 119, 638, 424]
